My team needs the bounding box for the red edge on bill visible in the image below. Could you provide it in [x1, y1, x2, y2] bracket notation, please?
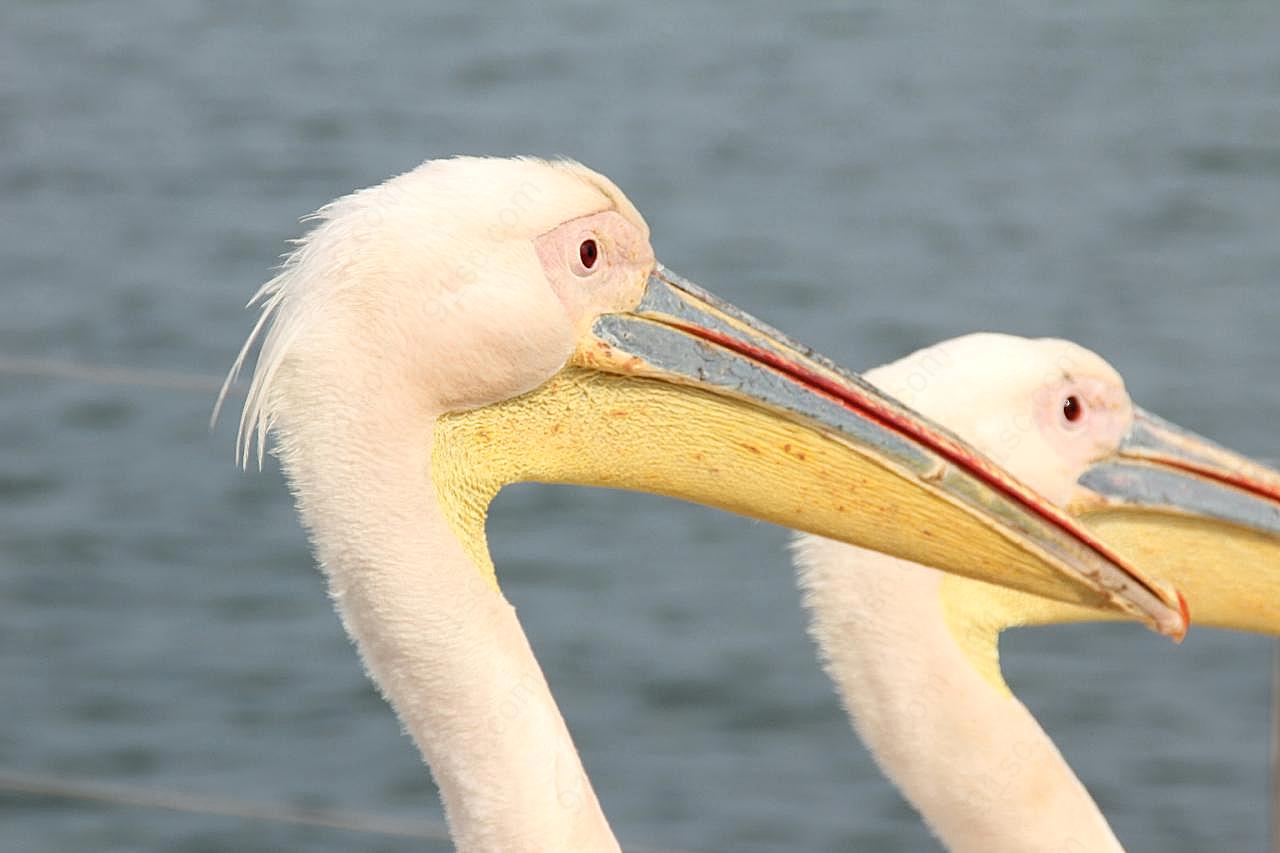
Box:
[1147, 456, 1280, 507]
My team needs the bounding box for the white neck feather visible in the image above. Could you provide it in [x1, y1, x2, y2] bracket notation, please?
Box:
[793, 536, 1123, 853]
[273, 391, 619, 852]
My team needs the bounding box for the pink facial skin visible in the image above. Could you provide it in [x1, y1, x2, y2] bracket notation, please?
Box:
[1033, 373, 1133, 485]
[533, 210, 656, 335]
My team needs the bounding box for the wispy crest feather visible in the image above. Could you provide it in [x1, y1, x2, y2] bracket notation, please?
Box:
[213, 197, 357, 469]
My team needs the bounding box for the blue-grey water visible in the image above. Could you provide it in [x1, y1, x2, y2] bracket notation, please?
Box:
[2, 2, 1279, 850]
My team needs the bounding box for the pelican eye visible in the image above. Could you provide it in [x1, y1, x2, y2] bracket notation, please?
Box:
[579, 238, 598, 270]
[1062, 394, 1083, 424]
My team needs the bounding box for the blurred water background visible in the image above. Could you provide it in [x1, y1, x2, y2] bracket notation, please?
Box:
[2, 1, 1279, 850]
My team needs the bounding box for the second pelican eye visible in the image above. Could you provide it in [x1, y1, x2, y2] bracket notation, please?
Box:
[1063, 395, 1084, 424]
[579, 238, 598, 270]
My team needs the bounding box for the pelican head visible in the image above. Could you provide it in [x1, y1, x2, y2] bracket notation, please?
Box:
[218, 157, 1184, 630]
[867, 332, 1280, 634]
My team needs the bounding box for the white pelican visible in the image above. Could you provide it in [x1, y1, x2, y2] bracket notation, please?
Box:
[795, 333, 1280, 852]
[218, 159, 1187, 851]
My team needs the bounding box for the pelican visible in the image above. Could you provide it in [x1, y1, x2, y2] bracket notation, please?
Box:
[219, 159, 1186, 851]
[795, 333, 1280, 852]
